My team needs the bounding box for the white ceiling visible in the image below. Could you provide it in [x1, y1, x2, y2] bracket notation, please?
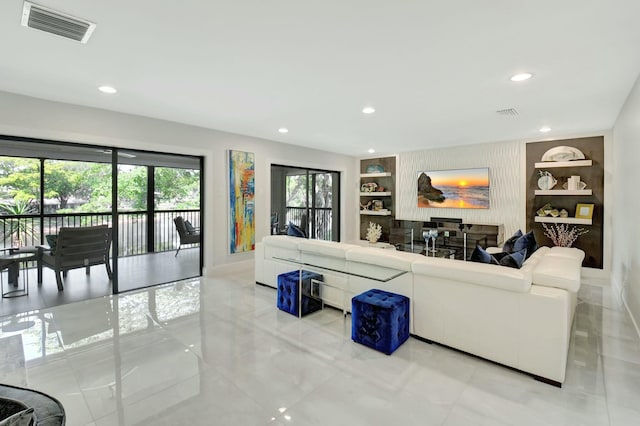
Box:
[1, 0, 639, 156]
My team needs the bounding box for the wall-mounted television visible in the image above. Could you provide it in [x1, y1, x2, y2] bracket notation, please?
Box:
[417, 168, 489, 209]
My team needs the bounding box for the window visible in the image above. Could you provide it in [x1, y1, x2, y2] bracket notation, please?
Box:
[43, 159, 112, 213]
[117, 164, 147, 212]
[0, 156, 41, 247]
[272, 165, 340, 241]
[154, 167, 200, 210]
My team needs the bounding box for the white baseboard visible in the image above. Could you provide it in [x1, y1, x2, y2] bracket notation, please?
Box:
[612, 276, 640, 341]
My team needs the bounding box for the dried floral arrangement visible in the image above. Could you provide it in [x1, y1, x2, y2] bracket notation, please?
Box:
[542, 223, 589, 247]
[366, 221, 383, 243]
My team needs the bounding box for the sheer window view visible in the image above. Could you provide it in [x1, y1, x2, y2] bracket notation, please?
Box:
[272, 165, 339, 241]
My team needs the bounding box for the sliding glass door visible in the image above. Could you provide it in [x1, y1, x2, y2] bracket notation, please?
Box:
[0, 136, 203, 313]
[116, 150, 202, 292]
[271, 165, 340, 241]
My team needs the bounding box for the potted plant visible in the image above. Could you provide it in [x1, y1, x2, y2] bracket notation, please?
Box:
[0, 199, 38, 247]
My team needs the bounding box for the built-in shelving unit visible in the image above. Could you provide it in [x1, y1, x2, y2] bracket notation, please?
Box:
[534, 160, 592, 169]
[360, 172, 392, 178]
[360, 156, 396, 242]
[534, 216, 592, 225]
[359, 192, 392, 196]
[533, 154, 594, 225]
[534, 189, 593, 196]
[360, 210, 392, 216]
[526, 136, 604, 269]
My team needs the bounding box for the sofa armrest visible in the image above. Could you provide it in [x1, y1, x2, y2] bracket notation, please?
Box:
[533, 256, 581, 292]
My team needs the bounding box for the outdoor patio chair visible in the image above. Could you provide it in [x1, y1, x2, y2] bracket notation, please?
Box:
[38, 225, 113, 291]
[173, 216, 200, 257]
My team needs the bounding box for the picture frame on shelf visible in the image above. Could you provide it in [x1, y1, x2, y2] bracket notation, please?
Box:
[575, 203, 594, 219]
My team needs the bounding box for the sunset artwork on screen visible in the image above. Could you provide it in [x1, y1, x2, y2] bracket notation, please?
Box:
[417, 168, 490, 209]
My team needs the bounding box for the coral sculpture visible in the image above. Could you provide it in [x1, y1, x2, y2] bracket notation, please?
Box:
[366, 221, 383, 243]
[542, 223, 589, 247]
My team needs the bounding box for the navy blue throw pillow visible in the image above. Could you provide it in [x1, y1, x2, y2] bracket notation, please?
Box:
[470, 245, 499, 265]
[497, 248, 527, 269]
[185, 220, 197, 235]
[502, 229, 523, 253]
[471, 245, 491, 263]
[512, 231, 537, 259]
[287, 222, 306, 238]
[46, 234, 58, 255]
[471, 246, 526, 269]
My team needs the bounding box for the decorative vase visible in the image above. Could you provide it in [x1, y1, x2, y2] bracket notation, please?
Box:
[537, 171, 557, 190]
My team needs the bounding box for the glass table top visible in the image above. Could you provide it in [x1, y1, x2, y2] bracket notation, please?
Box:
[274, 256, 407, 282]
[0, 252, 36, 261]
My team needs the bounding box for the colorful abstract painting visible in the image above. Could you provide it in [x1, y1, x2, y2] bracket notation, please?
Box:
[229, 150, 255, 253]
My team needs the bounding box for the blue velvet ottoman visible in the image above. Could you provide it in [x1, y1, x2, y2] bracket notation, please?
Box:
[351, 289, 410, 355]
[277, 270, 323, 317]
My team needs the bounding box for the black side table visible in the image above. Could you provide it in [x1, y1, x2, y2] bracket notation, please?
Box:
[1, 253, 35, 298]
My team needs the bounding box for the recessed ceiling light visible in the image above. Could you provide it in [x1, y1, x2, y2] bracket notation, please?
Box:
[278, 128, 289, 134]
[367, 148, 376, 154]
[362, 107, 375, 114]
[510, 73, 533, 82]
[539, 126, 552, 133]
[98, 85, 117, 94]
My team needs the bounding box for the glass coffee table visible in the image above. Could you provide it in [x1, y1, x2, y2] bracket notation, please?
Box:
[421, 247, 456, 259]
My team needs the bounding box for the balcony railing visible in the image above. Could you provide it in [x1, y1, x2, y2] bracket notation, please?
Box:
[286, 206, 333, 240]
[0, 209, 200, 257]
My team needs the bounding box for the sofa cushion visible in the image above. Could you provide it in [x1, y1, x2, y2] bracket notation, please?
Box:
[262, 235, 302, 250]
[502, 229, 523, 253]
[298, 239, 358, 258]
[533, 256, 581, 292]
[519, 246, 549, 274]
[412, 257, 532, 293]
[547, 246, 586, 263]
[346, 247, 413, 271]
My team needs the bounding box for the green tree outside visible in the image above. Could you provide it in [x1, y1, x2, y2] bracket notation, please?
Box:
[0, 156, 200, 214]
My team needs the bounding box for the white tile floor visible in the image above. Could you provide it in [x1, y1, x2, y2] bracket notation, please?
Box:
[1, 261, 639, 425]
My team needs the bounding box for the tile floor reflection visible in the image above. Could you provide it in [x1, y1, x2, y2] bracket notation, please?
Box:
[1, 262, 639, 425]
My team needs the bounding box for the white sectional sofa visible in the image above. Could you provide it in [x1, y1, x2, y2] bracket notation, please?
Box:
[254, 235, 584, 386]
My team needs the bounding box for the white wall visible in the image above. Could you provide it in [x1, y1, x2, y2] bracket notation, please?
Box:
[396, 140, 525, 237]
[0, 91, 359, 272]
[613, 74, 640, 331]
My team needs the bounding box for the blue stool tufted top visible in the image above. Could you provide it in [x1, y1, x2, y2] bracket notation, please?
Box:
[353, 289, 407, 308]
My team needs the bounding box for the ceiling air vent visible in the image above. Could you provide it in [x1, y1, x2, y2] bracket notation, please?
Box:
[496, 108, 519, 117]
[21, 1, 96, 44]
